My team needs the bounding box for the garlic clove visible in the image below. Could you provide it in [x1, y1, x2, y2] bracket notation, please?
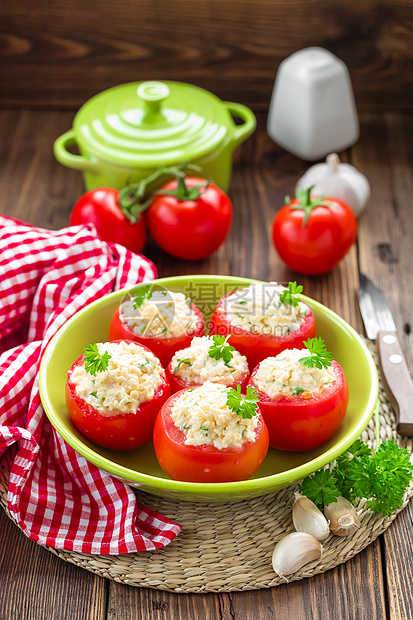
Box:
[295, 153, 370, 218]
[272, 532, 322, 578]
[292, 493, 330, 541]
[324, 496, 360, 536]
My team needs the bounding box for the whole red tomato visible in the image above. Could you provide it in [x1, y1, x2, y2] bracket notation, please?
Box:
[272, 188, 357, 275]
[65, 341, 170, 450]
[147, 177, 233, 260]
[248, 360, 349, 452]
[153, 389, 269, 482]
[70, 187, 147, 254]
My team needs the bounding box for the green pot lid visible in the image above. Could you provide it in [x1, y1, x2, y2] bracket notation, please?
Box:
[73, 81, 232, 167]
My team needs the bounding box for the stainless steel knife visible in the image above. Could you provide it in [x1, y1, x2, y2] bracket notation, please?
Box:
[359, 273, 413, 436]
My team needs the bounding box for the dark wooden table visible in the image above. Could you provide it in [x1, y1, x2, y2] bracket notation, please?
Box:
[0, 110, 412, 620]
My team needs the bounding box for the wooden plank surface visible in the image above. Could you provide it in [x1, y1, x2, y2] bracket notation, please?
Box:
[0, 109, 412, 619]
[1, 0, 413, 112]
[0, 507, 107, 620]
[355, 112, 413, 620]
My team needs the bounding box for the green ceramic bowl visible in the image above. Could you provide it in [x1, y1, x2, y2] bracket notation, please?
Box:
[39, 275, 378, 503]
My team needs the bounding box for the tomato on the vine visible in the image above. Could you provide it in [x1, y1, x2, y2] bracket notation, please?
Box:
[147, 177, 233, 260]
[70, 164, 233, 260]
[70, 187, 147, 254]
[272, 187, 357, 275]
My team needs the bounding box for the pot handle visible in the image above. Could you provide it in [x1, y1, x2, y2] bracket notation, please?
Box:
[54, 130, 100, 173]
[225, 102, 257, 149]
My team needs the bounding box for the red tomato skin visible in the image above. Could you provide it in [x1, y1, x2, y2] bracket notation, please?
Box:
[165, 363, 250, 394]
[272, 197, 357, 275]
[209, 291, 316, 370]
[65, 341, 171, 450]
[70, 188, 147, 254]
[153, 389, 269, 482]
[108, 303, 205, 368]
[248, 361, 349, 452]
[146, 177, 233, 260]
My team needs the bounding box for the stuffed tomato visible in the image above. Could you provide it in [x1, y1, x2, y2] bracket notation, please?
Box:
[109, 286, 204, 368]
[209, 281, 316, 370]
[166, 335, 250, 394]
[66, 340, 171, 450]
[153, 382, 269, 483]
[247, 340, 349, 452]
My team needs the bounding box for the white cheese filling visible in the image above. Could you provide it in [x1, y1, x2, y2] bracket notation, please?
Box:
[223, 281, 309, 336]
[70, 341, 163, 416]
[253, 349, 336, 399]
[120, 290, 200, 339]
[170, 336, 248, 386]
[170, 381, 258, 449]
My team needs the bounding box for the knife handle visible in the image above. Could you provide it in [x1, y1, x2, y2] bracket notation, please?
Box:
[377, 331, 413, 436]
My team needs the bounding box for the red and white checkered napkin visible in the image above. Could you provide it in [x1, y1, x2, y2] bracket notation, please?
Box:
[0, 215, 181, 554]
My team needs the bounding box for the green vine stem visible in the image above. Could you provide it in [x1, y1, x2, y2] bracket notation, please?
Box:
[117, 162, 209, 224]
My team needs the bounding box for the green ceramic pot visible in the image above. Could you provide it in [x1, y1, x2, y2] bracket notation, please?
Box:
[53, 81, 256, 192]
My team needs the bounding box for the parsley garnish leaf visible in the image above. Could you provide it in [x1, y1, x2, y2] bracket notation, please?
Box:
[347, 439, 372, 458]
[299, 337, 333, 370]
[208, 335, 235, 367]
[226, 385, 258, 419]
[352, 440, 412, 515]
[132, 285, 153, 309]
[83, 344, 111, 376]
[279, 281, 303, 307]
[299, 439, 413, 515]
[299, 469, 339, 507]
[332, 440, 374, 503]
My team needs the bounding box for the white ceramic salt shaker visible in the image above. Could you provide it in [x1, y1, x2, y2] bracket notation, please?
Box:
[267, 47, 359, 160]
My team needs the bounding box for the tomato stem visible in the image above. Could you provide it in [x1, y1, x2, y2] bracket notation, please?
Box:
[117, 162, 206, 224]
[287, 186, 329, 227]
[156, 174, 211, 202]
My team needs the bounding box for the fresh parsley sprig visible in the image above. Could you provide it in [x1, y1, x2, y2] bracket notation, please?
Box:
[299, 468, 340, 507]
[299, 337, 333, 370]
[132, 285, 153, 309]
[83, 343, 111, 376]
[299, 439, 413, 515]
[279, 281, 303, 307]
[208, 335, 235, 367]
[226, 385, 259, 420]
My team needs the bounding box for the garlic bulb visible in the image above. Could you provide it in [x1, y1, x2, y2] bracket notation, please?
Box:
[295, 153, 370, 218]
[272, 532, 322, 578]
[292, 493, 330, 541]
[324, 496, 360, 536]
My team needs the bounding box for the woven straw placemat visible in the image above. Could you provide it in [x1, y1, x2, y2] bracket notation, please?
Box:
[1, 340, 412, 593]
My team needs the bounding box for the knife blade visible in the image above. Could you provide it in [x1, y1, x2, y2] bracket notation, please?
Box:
[359, 273, 413, 436]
